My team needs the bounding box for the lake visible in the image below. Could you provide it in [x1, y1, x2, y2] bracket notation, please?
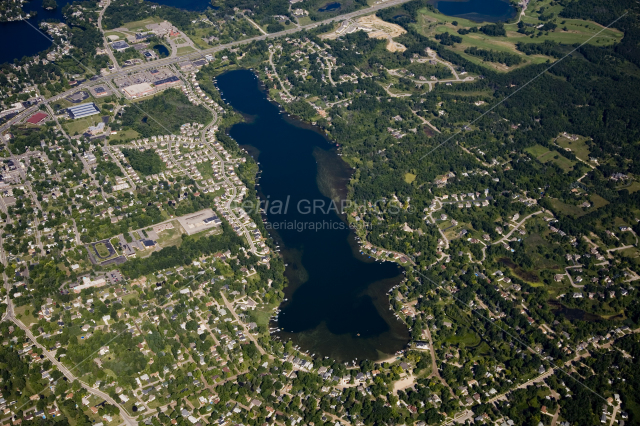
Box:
[430, 0, 517, 23]
[0, 0, 73, 64]
[215, 69, 410, 362]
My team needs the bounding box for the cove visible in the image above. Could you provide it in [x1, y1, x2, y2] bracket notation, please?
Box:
[215, 69, 410, 362]
[429, 0, 517, 23]
[0, 0, 73, 64]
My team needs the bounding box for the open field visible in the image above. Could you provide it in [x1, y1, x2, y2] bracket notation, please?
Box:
[155, 222, 184, 247]
[110, 128, 140, 142]
[412, 7, 623, 72]
[121, 16, 164, 32]
[322, 14, 407, 52]
[104, 31, 127, 40]
[548, 198, 587, 217]
[556, 135, 591, 161]
[525, 144, 576, 172]
[176, 46, 196, 55]
[404, 172, 416, 184]
[63, 115, 103, 136]
[95, 242, 111, 257]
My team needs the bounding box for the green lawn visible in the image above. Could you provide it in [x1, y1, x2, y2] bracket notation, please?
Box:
[537, 150, 576, 172]
[63, 115, 103, 136]
[525, 144, 576, 172]
[109, 128, 140, 142]
[104, 31, 128, 40]
[590, 194, 609, 209]
[404, 172, 416, 184]
[617, 180, 640, 193]
[95, 242, 111, 257]
[176, 46, 196, 55]
[549, 198, 587, 217]
[524, 144, 550, 158]
[14, 305, 38, 326]
[121, 16, 164, 32]
[556, 135, 591, 162]
[196, 162, 214, 180]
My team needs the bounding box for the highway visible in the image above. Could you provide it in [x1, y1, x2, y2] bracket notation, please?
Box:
[0, 0, 414, 134]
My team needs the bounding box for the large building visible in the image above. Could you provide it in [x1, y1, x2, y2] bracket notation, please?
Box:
[153, 75, 181, 89]
[67, 102, 100, 119]
[123, 82, 154, 99]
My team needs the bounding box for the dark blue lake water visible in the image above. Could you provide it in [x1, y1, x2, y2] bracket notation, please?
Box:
[216, 70, 410, 362]
[0, 0, 73, 64]
[431, 0, 517, 23]
[318, 2, 341, 12]
[153, 44, 170, 57]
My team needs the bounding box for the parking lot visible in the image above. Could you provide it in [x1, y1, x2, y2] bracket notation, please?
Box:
[107, 270, 124, 285]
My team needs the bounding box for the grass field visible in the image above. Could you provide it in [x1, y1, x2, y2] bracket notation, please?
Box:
[110, 128, 140, 142]
[196, 162, 214, 180]
[14, 305, 38, 325]
[104, 31, 127, 40]
[549, 198, 587, 217]
[617, 181, 640, 193]
[556, 135, 591, 161]
[176, 46, 196, 55]
[155, 222, 184, 248]
[404, 172, 416, 184]
[95, 242, 111, 257]
[63, 115, 103, 136]
[590, 193, 609, 209]
[525, 144, 576, 172]
[121, 16, 164, 32]
[412, 7, 623, 72]
[537, 150, 576, 172]
[524, 144, 550, 157]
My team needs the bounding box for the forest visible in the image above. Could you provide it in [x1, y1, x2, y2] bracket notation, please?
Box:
[464, 47, 522, 66]
[117, 89, 211, 139]
[120, 222, 246, 278]
[102, 0, 197, 31]
[121, 148, 165, 176]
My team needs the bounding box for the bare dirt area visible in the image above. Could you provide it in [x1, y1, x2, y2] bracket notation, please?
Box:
[321, 14, 407, 52]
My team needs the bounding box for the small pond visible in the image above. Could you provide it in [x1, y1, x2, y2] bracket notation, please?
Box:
[318, 2, 341, 12]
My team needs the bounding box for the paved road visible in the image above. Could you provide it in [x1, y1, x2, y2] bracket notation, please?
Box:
[1, 0, 414, 135]
[4, 299, 137, 426]
[221, 293, 271, 358]
[269, 48, 292, 99]
[97, 0, 120, 71]
[493, 211, 543, 245]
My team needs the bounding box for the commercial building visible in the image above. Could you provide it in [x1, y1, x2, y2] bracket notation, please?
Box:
[72, 276, 107, 293]
[153, 76, 181, 89]
[123, 82, 154, 98]
[67, 102, 100, 119]
[177, 208, 222, 235]
[111, 41, 130, 51]
[26, 112, 48, 124]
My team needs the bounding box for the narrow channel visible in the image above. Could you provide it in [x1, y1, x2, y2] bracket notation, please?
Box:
[215, 69, 410, 362]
